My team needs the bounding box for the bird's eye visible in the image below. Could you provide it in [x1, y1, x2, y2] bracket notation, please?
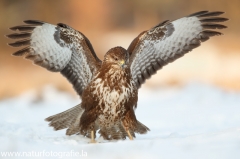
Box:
[114, 58, 118, 61]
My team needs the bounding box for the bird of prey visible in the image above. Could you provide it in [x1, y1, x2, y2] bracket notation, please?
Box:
[7, 11, 227, 142]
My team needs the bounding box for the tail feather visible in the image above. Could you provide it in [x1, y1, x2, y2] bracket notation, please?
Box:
[135, 120, 150, 134]
[98, 120, 149, 140]
[99, 122, 128, 140]
[45, 104, 84, 135]
[66, 114, 82, 135]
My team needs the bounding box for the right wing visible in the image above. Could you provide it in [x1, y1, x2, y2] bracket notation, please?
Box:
[7, 20, 102, 96]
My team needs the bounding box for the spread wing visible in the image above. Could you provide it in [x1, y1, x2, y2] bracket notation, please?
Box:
[6, 20, 102, 96]
[128, 11, 228, 88]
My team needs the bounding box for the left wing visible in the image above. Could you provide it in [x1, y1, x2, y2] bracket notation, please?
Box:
[128, 11, 228, 88]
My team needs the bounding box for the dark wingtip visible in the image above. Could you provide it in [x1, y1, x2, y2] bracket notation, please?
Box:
[5, 34, 11, 38]
[202, 30, 223, 38]
[11, 47, 31, 56]
[200, 17, 229, 23]
[5, 32, 31, 39]
[9, 26, 18, 31]
[8, 39, 31, 47]
[198, 11, 225, 17]
[224, 18, 229, 22]
[202, 24, 227, 30]
[24, 20, 44, 25]
[9, 25, 36, 31]
[213, 11, 224, 14]
[188, 10, 209, 17]
[215, 11, 225, 15]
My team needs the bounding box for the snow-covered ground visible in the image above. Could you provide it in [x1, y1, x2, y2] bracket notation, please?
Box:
[0, 83, 240, 159]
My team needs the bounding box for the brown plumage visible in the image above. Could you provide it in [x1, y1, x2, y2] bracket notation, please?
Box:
[6, 11, 228, 141]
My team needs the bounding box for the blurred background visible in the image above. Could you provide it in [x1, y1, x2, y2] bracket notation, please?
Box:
[0, 0, 239, 99]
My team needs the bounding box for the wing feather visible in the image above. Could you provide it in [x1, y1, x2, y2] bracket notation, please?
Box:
[128, 11, 228, 88]
[6, 32, 32, 39]
[7, 20, 101, 96]
[10, 25, 36, 31]
[8, 39, 31, 47]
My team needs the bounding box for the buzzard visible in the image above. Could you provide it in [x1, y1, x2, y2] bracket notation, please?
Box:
[7, 11, 227, 142]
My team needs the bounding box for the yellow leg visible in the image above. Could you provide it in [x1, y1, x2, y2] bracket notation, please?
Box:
[89, 130, 97, 143]
[127, 130, 133, 140]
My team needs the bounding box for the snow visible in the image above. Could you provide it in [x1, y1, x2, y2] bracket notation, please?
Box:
[0, 83, 240, 159]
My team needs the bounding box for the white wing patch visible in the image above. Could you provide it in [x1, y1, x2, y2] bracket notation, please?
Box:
[156, 17, 201, 58]
[31, 24, 72, 71]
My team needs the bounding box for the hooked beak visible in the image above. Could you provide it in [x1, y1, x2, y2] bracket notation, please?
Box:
[119, 60, 125, 69]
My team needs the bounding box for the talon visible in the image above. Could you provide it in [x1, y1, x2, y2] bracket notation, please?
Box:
[89, 130, 97, 143]
[127, 130, 133, 140]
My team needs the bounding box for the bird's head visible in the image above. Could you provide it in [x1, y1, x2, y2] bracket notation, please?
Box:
[103, 47, 129, 69]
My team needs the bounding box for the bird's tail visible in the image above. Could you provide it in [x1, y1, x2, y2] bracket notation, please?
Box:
[45, 104, 84, 135]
